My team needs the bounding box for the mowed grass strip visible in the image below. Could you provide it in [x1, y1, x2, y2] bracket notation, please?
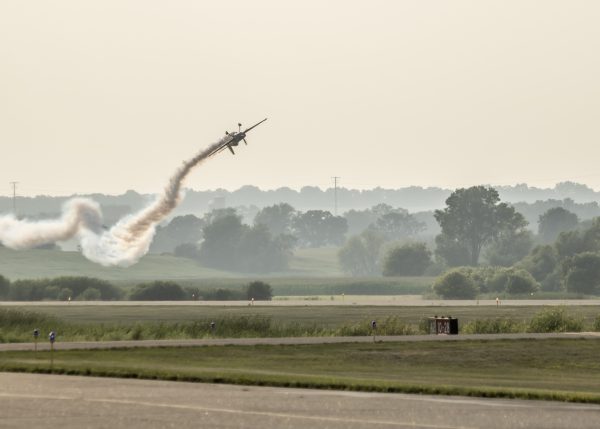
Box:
[1, 338, 599, 403]
[10, 304, 600, 326]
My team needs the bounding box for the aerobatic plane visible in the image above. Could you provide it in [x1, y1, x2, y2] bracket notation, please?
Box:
[208, 118, 267, 157]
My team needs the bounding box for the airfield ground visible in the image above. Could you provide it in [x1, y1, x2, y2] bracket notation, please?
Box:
[2, 373, 600, 429]
[3, 301, 600, 326]
[1, 337, 600, 403]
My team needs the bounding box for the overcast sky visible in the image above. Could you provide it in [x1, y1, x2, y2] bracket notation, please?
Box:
[1, 1, 600, 196]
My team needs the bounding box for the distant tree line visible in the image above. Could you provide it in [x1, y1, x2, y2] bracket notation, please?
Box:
[0, 276, 273, 301]
[149, 204, 350, 273]
[426, 186, 600, 298]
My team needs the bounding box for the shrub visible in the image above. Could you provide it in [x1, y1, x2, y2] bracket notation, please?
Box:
[382, 242, 432, 276]
[48, 277, 122, 300]
[563, 252, 600, 294]
[57, 288, 73, 301]
[7, 277, 122, 301]
[505, 269, 539, 295]
[487, 269, 511, 293]
[528, 307, 584, 333]
[129, 281, 187, 301]
[433, 270, 478, 299]
[0, 275, 9, 298]
[540, 268, 563, 292]
[79, 287, 101, 301]
[203, 288, 246, 301]
[462, 319, 525, 334]
[246, 281, 273, 301]
[594, 315, 600, 332]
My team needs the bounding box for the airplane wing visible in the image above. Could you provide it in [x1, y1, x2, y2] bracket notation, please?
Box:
[206, 136, 235, 158]
[242, 118, 268, 134]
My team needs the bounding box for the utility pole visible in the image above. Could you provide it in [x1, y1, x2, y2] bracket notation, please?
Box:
[332, 176, 340, 215]
[9, 181, 18, 215]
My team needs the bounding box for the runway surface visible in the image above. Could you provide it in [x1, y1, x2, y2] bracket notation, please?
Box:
[1, 332, 599, 352]
[0, 373, 599, 429]
[3, 297, 600, 306]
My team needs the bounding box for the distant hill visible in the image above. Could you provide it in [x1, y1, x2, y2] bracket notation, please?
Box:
[2, 181, 600, 221]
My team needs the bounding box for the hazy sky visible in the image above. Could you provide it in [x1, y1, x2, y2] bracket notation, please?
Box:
[2, 1, 600, 197]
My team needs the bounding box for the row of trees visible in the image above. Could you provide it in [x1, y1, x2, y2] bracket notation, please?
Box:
[151, 202, 427, 273]
[151, 204, 351, 256]
[0, 276, 274, 301]
[429, 186, 600, 297]
[337, 186, 600, 297]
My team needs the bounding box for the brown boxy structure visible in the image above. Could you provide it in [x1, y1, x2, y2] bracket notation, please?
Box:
[428, 316, 459, 335]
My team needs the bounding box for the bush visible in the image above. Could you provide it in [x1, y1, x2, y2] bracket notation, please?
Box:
[0, 275, 9, 298]
[505, 269, 539, 295]
[594, 315, 600, 332]
[487, 269, 511, 293]
[382, 242, 432, 276]
[202, 288, 246, 301]
[57, 288, 73, 301]
[528, 307, 584, 333]
[79, 287, 101, 301]
[246, 281, 273, 301]
[563, 252, 600, 294]
[462, 319, 525, 334]
[129, 281, 187, 301]
[7, 277, 122, 301]
[433, 270, 478, 299]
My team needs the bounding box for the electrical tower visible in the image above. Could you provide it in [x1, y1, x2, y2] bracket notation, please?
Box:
[332, 176, 340, 215]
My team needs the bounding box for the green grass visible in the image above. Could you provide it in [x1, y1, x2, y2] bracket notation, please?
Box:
[1, 339, 600, 403]
[0, 246, 348, 281]
[0, 247, 236, 281]
[2, 305, 599, 342]
[8, 304, 599, 326]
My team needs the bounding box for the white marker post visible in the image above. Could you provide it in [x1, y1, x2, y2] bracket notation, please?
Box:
[33, 328, 39, 353]
[371, 320, 377, 342]
[49, 331, 56, 367]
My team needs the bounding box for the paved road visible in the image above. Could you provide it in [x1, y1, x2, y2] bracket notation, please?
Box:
[2, 332, 599, 352]
[3, 298, 600, 306]
[0, 373, 598, 429]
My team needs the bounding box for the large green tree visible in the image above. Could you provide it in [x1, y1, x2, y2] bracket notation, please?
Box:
[338, 230, 385, 276]
[434, 186, 527, 266]
[382, 242, 432, 276]
[150, 214, 204, 254]
[292, 210, 348, 247]
[538, 207, 579, 244]
[254, 203, 296, 236]
[563, 252, 600, 294]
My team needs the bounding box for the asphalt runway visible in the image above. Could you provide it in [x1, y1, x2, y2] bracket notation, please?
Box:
[0, 373, 598, 429]
[3, 297, 600, 306]
[1, 332, 600, 352]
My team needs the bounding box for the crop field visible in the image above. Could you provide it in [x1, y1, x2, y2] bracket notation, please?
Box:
[1, 338, 600, 403]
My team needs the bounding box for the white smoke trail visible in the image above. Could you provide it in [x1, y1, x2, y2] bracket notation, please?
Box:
[0, 137, 229, 267]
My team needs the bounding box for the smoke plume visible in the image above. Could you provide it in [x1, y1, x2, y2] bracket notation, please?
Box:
[0, 137, 228, 267]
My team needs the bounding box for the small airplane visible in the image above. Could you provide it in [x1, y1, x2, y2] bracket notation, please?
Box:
[208, 118, 268, 157]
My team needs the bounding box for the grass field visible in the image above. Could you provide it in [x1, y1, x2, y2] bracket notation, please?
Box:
[1, 305, 598, 343]
[8, 304, 600, 326]
[1, 339, 599, 403]
[0, 247, 346, 281]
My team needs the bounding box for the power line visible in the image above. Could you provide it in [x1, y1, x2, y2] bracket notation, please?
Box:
[332, 176, 340, 215]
